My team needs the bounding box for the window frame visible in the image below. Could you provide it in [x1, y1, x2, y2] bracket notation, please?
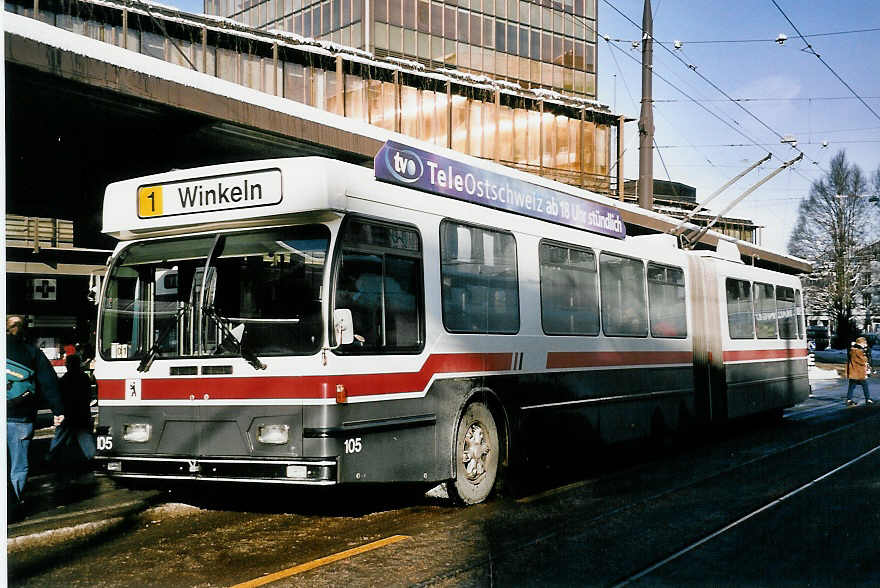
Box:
[725, 277, 755, 340]
[599, 251, 648, 338]
[330, 215, 426, 355]
[795, 289, 805, 339]
[753, 281, 779, 340]
[776, 285, 798, 340]
[99, 226, 332, 361]
[538, 239, 599, 336]
[439, 218, 520, 335]
[646, 261, 687, 339]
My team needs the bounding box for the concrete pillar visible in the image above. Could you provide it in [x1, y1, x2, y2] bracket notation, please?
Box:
[272, 43, 278, 95]
[394, 70, 401, 133]
[494, 89, 500, 164]
[336, 55, 344, 116]
[446, 81, 452, 149]
[202, 27, 208, 74]
[539, 100, 544, 176]
[579, 107, 585, 189]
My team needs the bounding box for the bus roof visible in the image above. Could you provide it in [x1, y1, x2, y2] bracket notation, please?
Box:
[102, 146, 811, 274]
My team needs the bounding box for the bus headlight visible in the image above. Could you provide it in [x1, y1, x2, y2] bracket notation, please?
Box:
[122, 423, 152, 443]
[257, 424, 290, 445]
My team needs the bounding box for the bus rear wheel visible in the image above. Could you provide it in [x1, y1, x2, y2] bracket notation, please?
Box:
[447, 402, 500, 505]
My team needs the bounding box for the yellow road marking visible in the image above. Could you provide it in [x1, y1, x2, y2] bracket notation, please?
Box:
[517, 480, 590, 504]
[230, 535, 411, 588]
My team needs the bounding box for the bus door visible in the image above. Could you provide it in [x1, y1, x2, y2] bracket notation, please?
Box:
[687, 256, 725, 423]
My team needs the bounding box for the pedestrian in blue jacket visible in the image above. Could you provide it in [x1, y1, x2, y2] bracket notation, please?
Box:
[6, 315, 65, 520]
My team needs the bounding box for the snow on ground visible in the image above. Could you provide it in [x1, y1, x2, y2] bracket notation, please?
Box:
[809, 365, 841, 381]
[142, 503, 202, 519]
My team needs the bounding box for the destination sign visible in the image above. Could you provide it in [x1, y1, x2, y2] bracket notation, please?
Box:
[137, 169, 282, 219]
[374, 141, 626, 239]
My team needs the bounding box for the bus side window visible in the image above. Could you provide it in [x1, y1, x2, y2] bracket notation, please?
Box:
[599, 252, 647, 337]
[334, 219, 424, 354]
[754, 282, 778, 339]
[647, 262, 687, 338]
[795, 289, 805, 339]
[726, 278, 755, 339]
[336, 254, 384, 349]
[776, 286, 797, 340]
[539, 242, 599, 336]
[440, 221, 519, 334]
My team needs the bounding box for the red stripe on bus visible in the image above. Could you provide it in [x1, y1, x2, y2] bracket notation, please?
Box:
[545, 351, 693, 369]
[98, 379, 126, 400]
[96, 352, 513, 401]
[723, 348, 808, 362]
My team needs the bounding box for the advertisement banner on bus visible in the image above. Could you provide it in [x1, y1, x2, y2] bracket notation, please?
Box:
[374, 141, 626, 239]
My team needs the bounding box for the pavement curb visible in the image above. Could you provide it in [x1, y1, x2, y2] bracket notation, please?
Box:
[7, 516, 125, 553]
[7, 486, 164, 542]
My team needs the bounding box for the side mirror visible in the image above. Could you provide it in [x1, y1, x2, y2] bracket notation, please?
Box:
[88, 273, 102, 305]
[229, 323, 245, 344]
[333, 309, 354, 346]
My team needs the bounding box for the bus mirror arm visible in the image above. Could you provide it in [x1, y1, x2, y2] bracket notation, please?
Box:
[137, 348, 158, 373]
[331, 308, 355, 348]
[323, 311, 363, 366]
[204, 306, 266, 370]
[137, 306, 187, 373]
[240, 347, 267, 371]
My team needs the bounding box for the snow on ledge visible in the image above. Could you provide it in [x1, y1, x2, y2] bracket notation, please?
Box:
[5, 12, 389, 143]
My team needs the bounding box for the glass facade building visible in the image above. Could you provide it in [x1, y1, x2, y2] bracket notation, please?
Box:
[204, 0, 598, 98]
[7, 0, 619, 193]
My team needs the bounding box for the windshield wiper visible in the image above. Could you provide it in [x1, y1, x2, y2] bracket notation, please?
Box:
[203, 306, 266, 371]
[137, 306, 187, 373]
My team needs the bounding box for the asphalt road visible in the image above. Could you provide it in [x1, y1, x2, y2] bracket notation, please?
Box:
[7, 374, 880, 587]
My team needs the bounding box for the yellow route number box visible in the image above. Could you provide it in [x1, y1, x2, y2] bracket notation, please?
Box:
[138, 186, 163, 217]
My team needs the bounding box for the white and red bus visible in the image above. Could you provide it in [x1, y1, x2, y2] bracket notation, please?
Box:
[93, 141, 809, 504]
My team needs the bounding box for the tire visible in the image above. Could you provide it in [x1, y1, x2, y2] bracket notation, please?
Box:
[446, 402, 500, 505]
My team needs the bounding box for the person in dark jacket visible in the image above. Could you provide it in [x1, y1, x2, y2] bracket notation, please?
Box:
[46, 353, 96, 476]
[7, 315, 65, 513]
[846, 336, 873, 406]
[58, 354, 92, 431]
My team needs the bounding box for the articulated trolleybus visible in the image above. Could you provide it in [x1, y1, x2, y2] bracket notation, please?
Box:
[94, 141, 809, 504]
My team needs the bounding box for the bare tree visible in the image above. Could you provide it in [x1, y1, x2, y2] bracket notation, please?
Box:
[788, 151, 880, 347]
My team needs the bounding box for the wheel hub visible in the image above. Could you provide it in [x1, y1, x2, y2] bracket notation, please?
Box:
[462, 422, 491, 482]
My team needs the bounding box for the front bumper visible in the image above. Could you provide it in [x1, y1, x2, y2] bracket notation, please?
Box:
[93, 455, 339, 485]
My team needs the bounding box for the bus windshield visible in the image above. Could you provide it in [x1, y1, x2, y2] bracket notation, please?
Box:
[100, 225, 330, 362]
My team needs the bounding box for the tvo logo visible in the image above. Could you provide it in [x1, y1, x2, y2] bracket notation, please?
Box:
[387, 148, 424, 183]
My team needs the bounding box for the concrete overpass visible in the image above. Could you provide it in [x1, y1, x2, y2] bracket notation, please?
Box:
[5, 10, 811, 273]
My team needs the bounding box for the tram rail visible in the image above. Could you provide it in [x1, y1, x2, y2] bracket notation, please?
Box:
[413, 408, 880, 586]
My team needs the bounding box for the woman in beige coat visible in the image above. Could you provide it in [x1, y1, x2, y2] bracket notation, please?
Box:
[846, 337, 873, 406]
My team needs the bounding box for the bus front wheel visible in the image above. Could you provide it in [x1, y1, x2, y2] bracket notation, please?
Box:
[447, 402, 500, 505]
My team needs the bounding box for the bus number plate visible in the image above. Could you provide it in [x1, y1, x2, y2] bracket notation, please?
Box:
[344, 437, 362, 454]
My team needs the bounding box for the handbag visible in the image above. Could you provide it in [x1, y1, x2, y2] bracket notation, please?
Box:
[7, 358, 36, 406]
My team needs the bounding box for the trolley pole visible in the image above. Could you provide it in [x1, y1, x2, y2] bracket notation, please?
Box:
[637, 0, 654, 211]
[682, 153, 804, 248]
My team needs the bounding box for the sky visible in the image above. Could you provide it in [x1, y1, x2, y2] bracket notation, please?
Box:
[159, 0, 880, 254]
[595, 0, 880, 253]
